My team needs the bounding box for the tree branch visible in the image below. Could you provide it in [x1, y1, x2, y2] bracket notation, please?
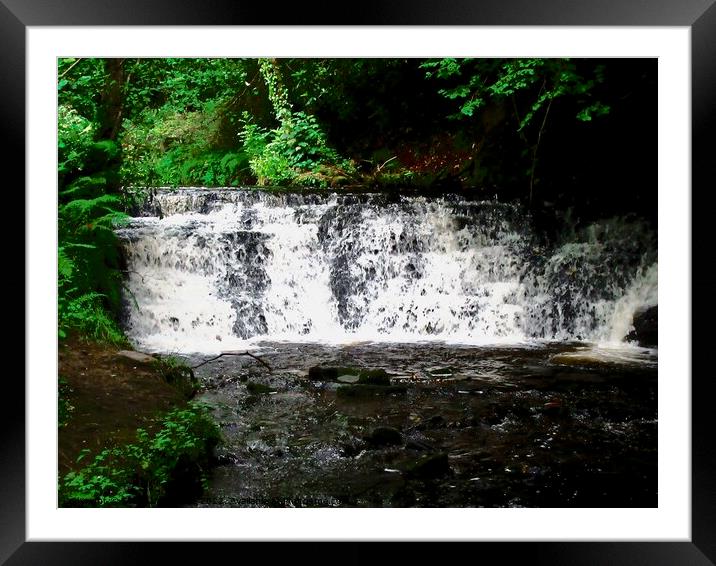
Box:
[192, 351, 272, 372]
[59, 58, 83, 79]
[529, 94, 553, 206]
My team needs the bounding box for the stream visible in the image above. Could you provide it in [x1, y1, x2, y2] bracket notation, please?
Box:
[117, 188, 658, 507]
[188, 341, 656, 508]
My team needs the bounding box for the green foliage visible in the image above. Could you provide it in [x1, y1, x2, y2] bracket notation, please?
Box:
[240, 110, 353, 186]
[59, 403, 221, 507]
[61, 446, 138, 506]
[120, 104, 250, 187]
[422, 58, 610, 130]
[58, 105, 98, 178]
[58, 99, 128, 343]
[57, 190, 129, 343]
[259, 58, 292, 123]
[57, 59, 106, 121]
[58, 288, 126, 344]
[123, 58, 250, 115]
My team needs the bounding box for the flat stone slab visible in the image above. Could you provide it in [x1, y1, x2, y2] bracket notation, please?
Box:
[117, 350, 158, 364]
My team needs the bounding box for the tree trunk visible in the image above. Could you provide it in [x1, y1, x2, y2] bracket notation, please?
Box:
[97, 58, 125, 141]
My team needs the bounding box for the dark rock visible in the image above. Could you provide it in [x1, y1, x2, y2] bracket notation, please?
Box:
[340, 439, 366, 457]
[358, 369, 391, 385]
[246, 381, 273, 394]
[625, 305, 657, 347]
[336, 384, 407, 399]
[308, 366, 358, 381]
[403, 452, 451, 479]
[366, 426, 403, 447]
[308, 366, 340, 381]
[308, 366, 392, 385]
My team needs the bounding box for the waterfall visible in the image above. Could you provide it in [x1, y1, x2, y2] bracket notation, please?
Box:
[117, 188, 657, 354]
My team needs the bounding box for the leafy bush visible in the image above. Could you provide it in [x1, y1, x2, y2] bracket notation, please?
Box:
[59, 403, 221, 507]
[240, 111, 354, 187]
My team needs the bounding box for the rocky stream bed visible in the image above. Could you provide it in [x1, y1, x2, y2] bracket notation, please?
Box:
[184, 341, 657, 508]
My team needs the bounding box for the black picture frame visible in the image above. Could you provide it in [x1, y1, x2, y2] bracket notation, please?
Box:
[8, 0, 713, 564]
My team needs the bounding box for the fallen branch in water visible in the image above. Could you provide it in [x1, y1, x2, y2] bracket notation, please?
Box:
[191, 351, 272, 372]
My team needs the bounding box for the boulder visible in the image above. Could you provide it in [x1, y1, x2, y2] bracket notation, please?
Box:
[625, 305, 657, 347]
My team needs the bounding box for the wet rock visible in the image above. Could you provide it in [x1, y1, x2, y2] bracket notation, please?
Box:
[541, 398, 567, 416]
[403, 452, 451, 479]
[117, 350, 157, 364]
[366, 426, 403, 447]
[309, 366, 339, 381]
[246, 381, 274, 394]
[308, 366, 358, 381]
[358, 369, 391, 386]
[340, 439, 366, 457]
[336, 384, 407, 399]
[626, 306, 657, 347]
[308, 366, 392, 385]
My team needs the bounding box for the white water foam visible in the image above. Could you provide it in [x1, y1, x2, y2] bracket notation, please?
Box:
[117, 189, 657, 354]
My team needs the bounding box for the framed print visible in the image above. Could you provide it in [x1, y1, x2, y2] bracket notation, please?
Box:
[10, 0, 714, 563]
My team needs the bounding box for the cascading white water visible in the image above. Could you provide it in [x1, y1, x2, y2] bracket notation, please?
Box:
[117, 188, 657, 354]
